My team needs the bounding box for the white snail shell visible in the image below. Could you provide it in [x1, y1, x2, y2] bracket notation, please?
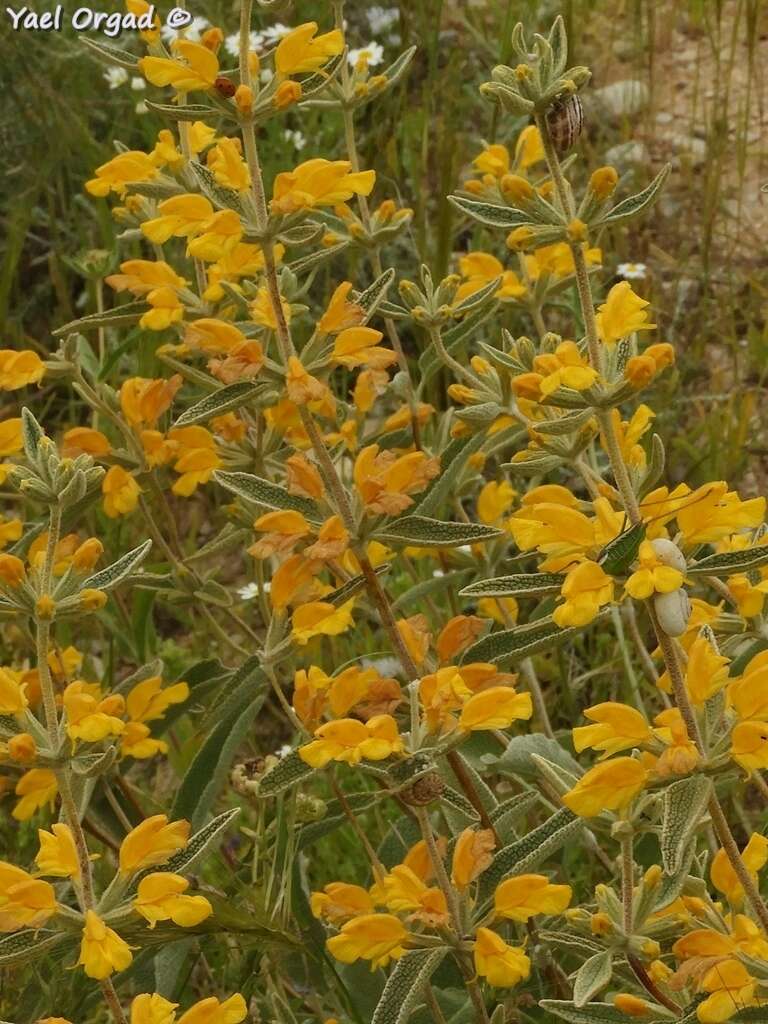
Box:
[650, 538, 687, 573]
[654, 587, 691, 637]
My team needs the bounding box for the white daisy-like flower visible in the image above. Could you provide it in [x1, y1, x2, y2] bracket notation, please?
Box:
[260, 22, 291, 46]
[348, 42, 385, 68]
[104, 67, 129, 90]
[285, 129, 306, 151]
[367, 6, 398, 33]
[130, 76, 146, 91]
[135, 100, 149, 115]
[617, 262, 647, 280]
[362, 656, 401, 677]
[237, 582, 261, 600]
[276, 744, 293, 759]
[224, 30, 262, 57]
[161, 14, 209, 43]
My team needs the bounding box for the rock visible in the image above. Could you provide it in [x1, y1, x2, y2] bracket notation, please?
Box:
[655, 111, 674, 125]
[604, 140, 650, 170]
[666, 133, 708, 167]
[592, 79, 650, 118]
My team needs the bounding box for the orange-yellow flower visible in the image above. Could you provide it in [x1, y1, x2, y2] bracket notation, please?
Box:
[292, 599, 355, 645]
[102, 466, 141, 519]
[12, 768, 57, 821]
[140, 40, 219, 92]
[326, 913, 409, 969]
[77, 909, 133, 979]
[595, 281, 656, 346]
[85, 151, 158, 197]
[119, 814, 190, 876]
[458, 686, 533, 731]
[0, 861, 56, 931]
[451, 828, 495, 890]
[36, 823, 80, 879]
[573, 702, 652, 759]
[176, 995, 247, 1024]
[562, 757, 647, 817]
[271, 159, 375, 215]
[299, 714, 403, 768]
[0, 350, 45, 390]
[553, 560, 614, 628]
[494, 874, 572, 921]
[473, 927, 530, 988]
[133, 873, 213, 929]
[274, 22, 344, 77]
[311, 883, 374, 924]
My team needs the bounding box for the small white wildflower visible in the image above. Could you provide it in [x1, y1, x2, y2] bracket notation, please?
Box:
[367, 6, 398, 33]
[224, 30, 262, 57]
[135, 100, 149, 115]
[276, 744, 293, 759]
[432, 569, 445, 578]
[348, 42, 385, 69]
[259, 68, 273, 85]
[260, 23, 291, 46]
[285, 129, 307, 151]
[237, 582, 260, 601]
[617, 262, 647, 280]
[161, 14, 209, 43]
[362, 656, 401, 677]
[130, 77, 146, 91]
[104, 67, 129, 90]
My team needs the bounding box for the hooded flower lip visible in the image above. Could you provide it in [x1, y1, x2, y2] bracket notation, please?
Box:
[573, 702, 652, 759]
[119, 815, 190, 876]
[77, 909, 133, 979]
[326, 912, 409, 969]
[473, 927, 531, 988]
[0, 860, 57, 931]
[562, 757, 647, 817]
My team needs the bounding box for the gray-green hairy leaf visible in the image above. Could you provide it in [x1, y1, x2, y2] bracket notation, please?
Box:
[214, 470, 322, 521]
[660, 775, 712, 874]
[371, 948, 448, 1024]
[82, 539, 152, 592]
[459, 573, 563, 599]
[375, 515, 502, 548]
[573, 950, 613, 1008]
[172, 382, 274, 428]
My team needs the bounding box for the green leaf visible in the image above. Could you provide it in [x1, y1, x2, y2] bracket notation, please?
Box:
[541, 1001, 669, 1024]
[451, 276, 502, 316]
[171, 657, 268, 827]
[492, 734, 582, 783]
[172, 382, 274, 428]
[573, 951, 613, 1008]
[52, 301, 147, 336]
[687, 547, 768, 577]
[190, 161, 246, 216]
[81, 36, 140, 69]
[0, 929, 64, 966]
[325, 565, 390, 606]
[412, 432, 487, 517]
[660, 775, 712, 874]
[391, 570, 473, 612]
[462, 616, 598, 666]
[374, 45, 417, 94]
[459, 573, 563, 599]
[596, 165, 671, 227]
[82, 540, 153, 592]
[159, 808, 241, 879]
[375, 515, 502, 548]
[145, 101, 223, 122]
[257, 749, 316, 798]
[448, 195, 533, 229]
[371, 949, 448, 1024]
[356, 268, 396, 322]
[214, 470, 322, 521]
[478, 808, 579, 902]
[21, 407, 45, 461]
[289, 240, 349, 275]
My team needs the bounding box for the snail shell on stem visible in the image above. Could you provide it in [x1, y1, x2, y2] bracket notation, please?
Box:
[650, 538, 687, 573]
[546, 94, 584, 155]
[654, 587, 691, 638]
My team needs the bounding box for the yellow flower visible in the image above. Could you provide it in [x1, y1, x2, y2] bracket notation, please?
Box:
[7, 732, 36, 762]
[477, 480, 516, 525]
[711, 833, 768, 905]
[119, 814, 190, 876]
[77, 909, 133, 979]
[0, 418, 22, 456]
[140, 40, 219, 92]
[13, 768, 57, 820]
[331, 327, 397, 370]
[0, 861, 56, 931]
[140, 286, 184, 331]
[676, 481, 765, 547]
[63, 681, 125, 743]
[604, 405, 655, 470]
[326, 913, 409, 969]
[455, 252, 526, 303]
[187, 210, 243, 261]
[120, 721, 168, 760]
[126, 677, 189, 724]
[371, 866, 448, 926]
[275, 22, 344, 76]
[473, 927, 531, 988]
[311, 882, 374, 924]
[625, 540, 684, 599]
[129, 993, 178, 1024]
[595, 282, 656, 346]
[457, 686, 533, 731]
[168, 426, 222, 496]
[727, 652, 768, 720]
[529, 340, 599, 397]
[354, 444, 440, 516]
[573, 702, 652, 759]
[85, 151, 158, 197]
[730, 721, 768, 776]
[271, 159, 375, 215]
[121, 375, 182, 427]
[613, 994, 653, 1017]
[176, 995, 247, 1024]
[684, 632, 729, 707]
[451, 828, 496, 890]
[553, 560, 614, 628]
[102, 466, 141, 519]
[318, 281, 365, 334]
[299, 714, 403, 767]
[697, 959, 757, 1023]
[0, 666, 28, 715]
[36, 823, 80, 879]
[0, 350, 45, 390]
[292, 599, 355, 645]
[207, 138, 251, 192]
[652, 708, 700, 778]
[524, 241, 601, 280]
[562, 757, 647, 817]
[472, 143, 510, 179]
[494, 874, 572, 921]
[133, 873, 213, 929]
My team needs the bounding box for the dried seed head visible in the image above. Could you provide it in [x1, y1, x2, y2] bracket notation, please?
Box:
[400, 772, 445, 806]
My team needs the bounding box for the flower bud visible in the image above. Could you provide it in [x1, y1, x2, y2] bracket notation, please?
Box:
[36, 595, 56, 620]
[506, 226, 536, 251]
[274, 80, 302, 110]
[8, 733, 37, 762]
[234, 84, 253, 115]
[0, 554, 25, 586]
[589, 166, 619, 199]
[80, 589, 108, 611]
[567, 218, 588, 243]
[500, 174, 535, 204]
[201, 26, 223, 51]
[72, 538, 104, 572]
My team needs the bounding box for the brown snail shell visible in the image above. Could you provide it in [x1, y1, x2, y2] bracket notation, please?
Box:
[546, 94, 584, 155]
